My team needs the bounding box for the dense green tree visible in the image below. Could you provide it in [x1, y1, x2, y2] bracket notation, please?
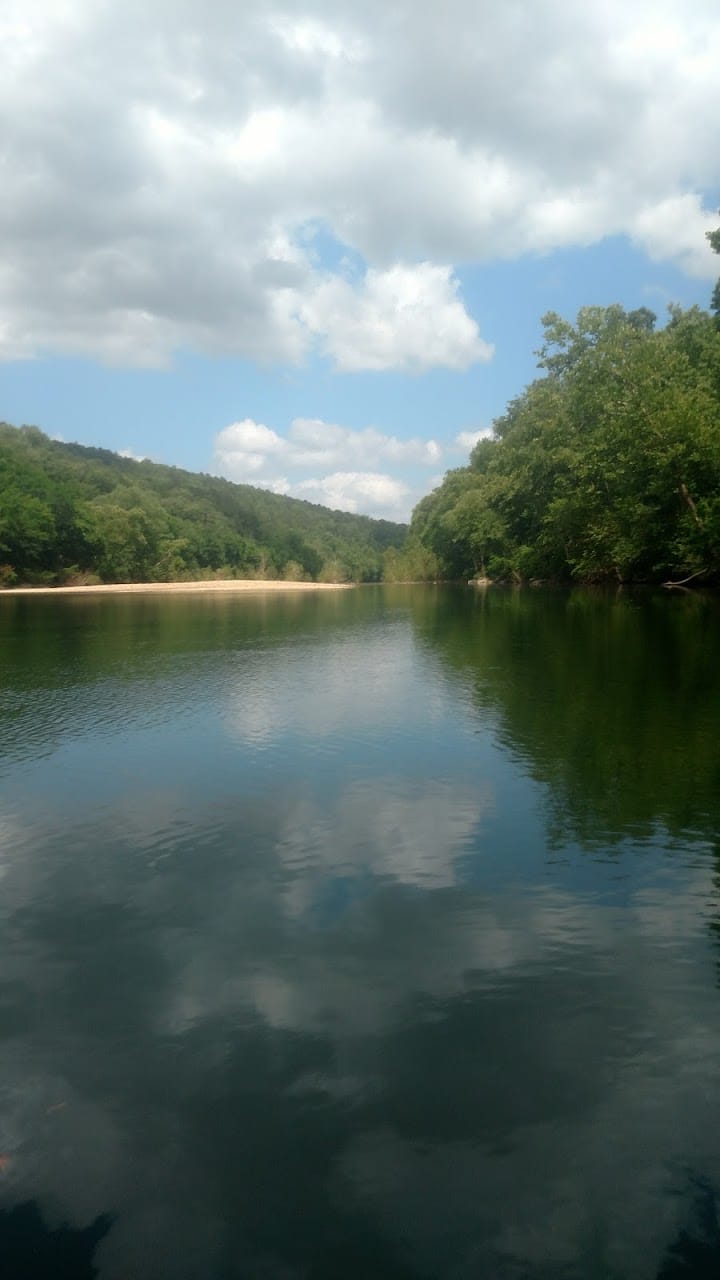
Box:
[0, 424, 407, 586]
[412, 303, 720, 584]
[0, 488, 56, 570]
[381, 538, 440, 582]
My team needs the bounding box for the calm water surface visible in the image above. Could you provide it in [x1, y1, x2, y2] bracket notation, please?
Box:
[0, 585, 719, 1279]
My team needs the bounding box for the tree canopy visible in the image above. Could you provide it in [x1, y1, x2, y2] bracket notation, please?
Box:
[0, 425, 406, 587]
[408, 302, 720, 584]
[4, 234, 720, 590]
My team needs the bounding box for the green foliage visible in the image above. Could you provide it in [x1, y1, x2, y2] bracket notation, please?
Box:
[412, 304, 720, 584]
[382, 538, 441, 582]
[0, 425, 407, 586]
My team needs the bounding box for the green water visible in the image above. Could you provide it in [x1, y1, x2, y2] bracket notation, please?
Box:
[0, 585, 719, 1279]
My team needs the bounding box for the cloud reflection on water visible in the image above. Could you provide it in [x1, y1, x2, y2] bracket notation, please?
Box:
[0, 775, 718, 1277]
[1, 589, 720, 1277]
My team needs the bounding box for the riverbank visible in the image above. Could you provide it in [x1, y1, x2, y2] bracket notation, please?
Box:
[1, 579, 354, 597]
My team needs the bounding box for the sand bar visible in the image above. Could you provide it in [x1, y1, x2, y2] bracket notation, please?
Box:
[1, 579, 354, 597]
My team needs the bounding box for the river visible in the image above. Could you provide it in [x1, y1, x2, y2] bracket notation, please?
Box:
[0, 584, 718, 1278]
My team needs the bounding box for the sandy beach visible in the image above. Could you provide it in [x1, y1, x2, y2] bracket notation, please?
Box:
[1, 579, 354, 597]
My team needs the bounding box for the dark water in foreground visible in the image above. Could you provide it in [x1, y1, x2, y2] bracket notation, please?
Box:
[0, 584, 719, 1279]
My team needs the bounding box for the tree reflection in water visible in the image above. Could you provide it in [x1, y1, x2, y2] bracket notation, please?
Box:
[0, 1201, 112, 1279]
[657, 1177, 720, 1279]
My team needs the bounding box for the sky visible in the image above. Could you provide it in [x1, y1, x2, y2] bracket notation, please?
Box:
[1, 1, 719, 522]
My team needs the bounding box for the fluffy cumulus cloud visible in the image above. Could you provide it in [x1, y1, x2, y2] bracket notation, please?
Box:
[300, 263, 492, 371]
[455, 427, 494, 452]
[0, 0, 719, 371]
[292, 472, 409, 516]
[214, 415, 443, 517]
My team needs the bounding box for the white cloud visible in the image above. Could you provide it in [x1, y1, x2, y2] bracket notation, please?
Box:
[301, 263, 492, 372]
[631, 193, 720, 278]
[0, 0, 717, 372]
[214, 415, 442, 516]
[292, 471, 409, 516]
[216, 416, 441, 474]
[455, 427, 493, 453]
[214, 418, 284, 474]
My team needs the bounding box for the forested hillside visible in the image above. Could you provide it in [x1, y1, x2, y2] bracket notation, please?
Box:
[404, 302, 720, 585]
[5, 234, 720, 590]
[0, 424, 406, 586]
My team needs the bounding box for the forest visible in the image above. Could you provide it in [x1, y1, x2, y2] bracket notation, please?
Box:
[0, 424, 405, 586]
[400, 300, 720, 585]
[3, 222, 720, 588]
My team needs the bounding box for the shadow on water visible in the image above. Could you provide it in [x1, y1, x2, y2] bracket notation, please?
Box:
[410, 584, 720, 977]
[0, 1202, 112, 1279]
[2, 1188, 716, 1280]
[657, 1177, 720, 1279]
[409, 585, 720, 849]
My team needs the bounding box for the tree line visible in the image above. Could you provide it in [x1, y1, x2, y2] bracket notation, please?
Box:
[400, 300, 720, 585]
[4, 220, 720, 588]
[0, 424, 405, 586]
[397, 217, 720, 585]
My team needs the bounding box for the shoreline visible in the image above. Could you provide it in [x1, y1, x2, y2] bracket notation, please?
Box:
[1, 579, 354, 597]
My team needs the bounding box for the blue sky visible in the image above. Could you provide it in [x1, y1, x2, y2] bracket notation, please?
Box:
[1, 2, 719, 521]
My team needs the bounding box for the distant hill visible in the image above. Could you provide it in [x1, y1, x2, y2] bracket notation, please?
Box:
[0, 423, 407, 586]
